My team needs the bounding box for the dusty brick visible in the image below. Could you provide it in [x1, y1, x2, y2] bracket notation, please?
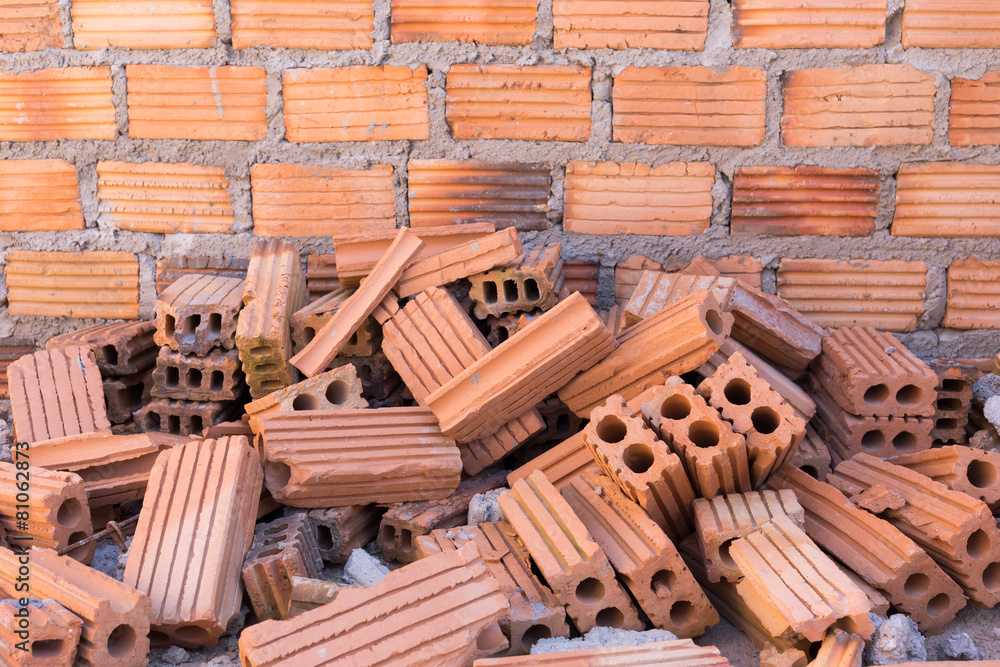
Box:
[0, 67, 115, 141]
[290, 289, 381, 359]
[944, 258, 1000, 329]
[103, 369, 152, 424]
[951, 71, 1000, 146]
[151, 346, 245, 402]
[613, 66, 766, 146]
[894, 163, 1000, 237]
[397, 228, 524, 297]
[307, 505, 384, 564]
[623, 271, 734, 329]
[46, 321, 157, 376]
[889, 446, 1000, 514]
[230, 0, 374, 50]
[0, 0, 60, 51]
[553, 0, 708, 50]
[0, 159, 83, 232]
[926, 361, 976, 443]
[242, 514, 323, 621]
[155, 274, 244, 356]
[305, 254, 340, 300]
[732, 0, 886, 49]
[135, 398, 237, 436]
[903, 0, 1000, 48]
[0, 598, 82, 666]
[0, 339, 34, 400]
[155, 255, 249, 294]
[782, 65, 936, 147]
[391, 0, 536, 45]
[72, 0, 216, 49]
[244, 365, 365, 432]
[446, 65, 592, 142]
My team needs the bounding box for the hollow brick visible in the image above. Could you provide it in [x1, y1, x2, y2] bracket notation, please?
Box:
[155, 256, 249, 295]
[154, 274, 244, 357]
[889, 446, 1000, 513]
[290, 289, 381, 359]
[306, 505, 385, 565]
[230, 0, 374, 49]
[622, 271, 734, 330]
[241, 514, 323, 621]
[103, 369, 152, 424]
[396, 228, 524, 298]
[151, 347, 244, 403]
[135, 398, 238, 437]
[785, 425, 832, 481]
[335, 351, 402, 402]
[506, 431, 599, 490]
[46, 321, 157, 377]
[0, 68, 115, 141]
[0, 159, 83, 232]
[0, 597, 82, 666]
[244, 365, 365, 433]
[72, 0, 216, 49]
[468, 243, 565, 318]
[391, 0, 536, 45]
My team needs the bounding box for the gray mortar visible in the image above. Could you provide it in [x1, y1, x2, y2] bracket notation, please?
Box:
[0, 0, 999, 358]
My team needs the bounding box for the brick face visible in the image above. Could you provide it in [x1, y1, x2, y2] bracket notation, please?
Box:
[612, 66, 766, 146]
[71, 0, 217, 49]
[903, 0, 1000, 48]
[943, 258, 1000, 330]
[231, 0, 374, 50]
[126, 65, 268, 141]
[552, 0, 709, 50]
[0, 160, 84, 232]
[782, 65, 936, 147]
[894, 163, 1000, 237]
[446, 64, 592, 141]
[950, 72, 1000, 147]
[283, 66, 429, 142]
[391, 0, 536, 45]
[732, 0, 886, 49]
[0, 0, 61, 51]
[0, 67, 116, 141]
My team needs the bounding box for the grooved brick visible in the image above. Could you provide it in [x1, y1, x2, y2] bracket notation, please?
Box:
[155, 274, 245, 355]
[305, 254, 340, 300]
[46, 321, 157, 376]
[0, 159, 83, 231]
[889, 446, 1000, 513]
[902, 0, 1000, 48]
[782, 65, 936, 147]
[944, 257, 1000, 329]
[250, 163, 395, 238]
[307, 505, 385, 564]
[0, 598, 82, 665]
[283, 66, 429, 142]
[446, 65, 592, 142]
[230, 0, 374, 50]
[474, 640, 732, 666]
[0, 339, 33, 400]
[71, 0, 216, 49]
[623, 271, 734, 329]
[290, 289, 381, 359]
[241, 514, 323, 621]
[553, 0, 709, 50]
[732, 0, 886, 49]
[951, 72, 1000, 147]
[506, 431, 599, 490]
[391, 0, 536, 45]
[0, 67, 115, 141]
[155, 256, 249, 294]
[397, 228, 524, 297]
[468, 243, 565, 318]
[893, 163, 1000, 237]
[244, 365, 365, 433]
[151, 346, 245, 402]
[564, 161, 715, 235]
[613, 66, 766, 146]
[0, 0, 60, 51]
[732, 166, 880, 236]
[126, 65, 268, 141]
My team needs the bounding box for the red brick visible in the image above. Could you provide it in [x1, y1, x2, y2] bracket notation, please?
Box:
[903, 0, 1000, 48]
[231, 0, 374, 50]
[305, 254, 340, 300]
[0, 338, 33, 400]
[0, 67, 115, 141]
[563, 258, 599, 306]
[155, 255, 249, 294]
[72, 0, 216, 49]
[0, 159, 83, 231]
[0, 598, 82, 665]
[944, 257, 1000, 330]
[951, 72, 1000, 146]
[126, 65, 268, 141]
[613, 66, 766, 146]
[894, 163, 1000, 237]
[732, 0, 886, 49]
[553, 0, 708, 50]
[391, 0, 536, 45]
[0, 0, 61, 51]
[283, 66, 429, 142]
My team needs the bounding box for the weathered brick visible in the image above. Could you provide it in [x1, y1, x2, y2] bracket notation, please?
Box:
[244, 365, 365, 432]
[0, 159, 83, 232]
[0, 0, 61, 51]
[894, 163, 1000, 237]
[943, 257, 1000, 329]
[0, 598, 82, 665]
[553, 0, 708, 50]
[307, 505, 384, 564]
[242, 514, 323, 621]
[155, 255, 249, 294]
[732, 0, 886, 49]
[0, 339, 34, 400]
[446, 65, 592, 141]
[230, 0, 374, 50]
[903, 0, 1000, 48]
[46, 321, 157, 376]
[0, 67, 115, 141]
[72, 0, 215, 49]
[391, 0, 536, 45]
[290, 289, 381, 359]
[135, 398, 237, 436]
[613, 67, 766, 146]
[563, 258, 599, 306]
[155, 274, 245, 356]
[151, 346, 245, 402]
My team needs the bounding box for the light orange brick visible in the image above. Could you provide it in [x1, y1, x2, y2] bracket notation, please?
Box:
[894, 163, 1000, 237]
[0, 67, 115, 141]
[0, 0, 61, 51]
[231, 0, 374, 50]
[943, 257, 1000, 330]
[950, 72, 1000, 147]
[283, 66, 429, 142]
[553, 0, 709, 50]
[732, 0, 886, 49]
[72, 0, 217, 49]
[903, 0, 1000, 48]
[0, 159, 83, 232]
[391, 0, 536, 45]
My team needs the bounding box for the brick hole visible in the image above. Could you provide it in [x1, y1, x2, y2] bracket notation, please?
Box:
[807, 641, 823, 661]
[255, 547, 284, 558]
[266, 462, 292, 490]
[669, 600, 696, 627]
[937, 398, 962, 411]
[896, 384, 922, 407]
[983, 562, 1000, 591]
[863, 384, 889, 405]
[359, 365, 373, 383]
[31, 639, 64, 659]
[556, 413, 570, 436]
[145, 413, 161, 431]
[208, 313, 222, 340]
[967, 460, 997, 488]
[718, 538, 737, 567]
[623, 443, 654, 473]
[167, 415, 181, 434]
[521, 624, 551, 653]
[107, 624, 137, 658]
[256, 363, 279, 374]
[595, 607, 624, 628]
[180, 315, 201, 344]
[750, 407, 780, 434]
[661, 394, 691, 420]
[650, 569, 676, 598]
[292, 394, 319, 410]
[942, 379, 965, 392]
[575, 577, 605, 603]
[164, 315, 176, 338]
[724, 378, 752, 405]
[316, 525, 333, 551]
[261, 380, 284, 392]
[349, 332, 358, 345]
[861, 430, 885, 452]
[904, 573, 930, 596]
[186, 368, 202, 388]
[101, 344, 119, 366]
[65, 531, 89, 560]
[174, 626, 210, 644]
[496, 327, 509, 344]
[688, 420, 720, 448]
[56, 498, 82, 528]
[801, 465, 819, 479]
[381, 524, 396, 544]
[892, 431, 917, 452]
[524, 278, 540, 301]
[249, 346, 270, 356]
[149, 631, 169, 645]
[927, 593, 951, 617]
[190, 415, 203, 434]
[595, 415, 627, 443]
[210, 371, 224, 391]
[165, 367, 179, 388]
[483, 281, 499, 304]
[503, 279, 518, 303]
[399, 528, 413, 552]
[117, 384, 144, 411]
[476, 623, 507, 653]
[705, 310, 724, 335]
[304, 327, 317, 344]
[937, 418, 959, 429]
[326, 380, 349, 405]
[968, 529, 991, 559]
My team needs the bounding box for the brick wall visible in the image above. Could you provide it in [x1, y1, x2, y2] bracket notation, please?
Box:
[0, 0, 998, 359]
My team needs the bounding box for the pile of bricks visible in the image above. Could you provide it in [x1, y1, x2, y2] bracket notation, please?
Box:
[0, 225, 998, 667]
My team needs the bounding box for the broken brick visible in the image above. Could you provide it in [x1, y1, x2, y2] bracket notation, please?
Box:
[307, 505, 385, 565]
[242, 514, 323, 621]
[135, 398, 238, 437]
[622, 271, 735, 330]
[467, 242, 565, 318]
[244, 365, 365, 433]
[155, 274, 244, 357]
[290, 289, 381, 359]
[889, 446, 1000, 514]
[46, 321, 157, 377]
[0, 598, 82, 666]
[103, 369, 152, 424]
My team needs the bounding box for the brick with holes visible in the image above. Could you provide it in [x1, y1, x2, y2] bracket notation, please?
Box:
[888, 446, 1000, 513]
[785, 425, 832, 481]
[104, 369, 152, 424]
[151, 347, 245, 402]
[307, 505, 385, 565]
[46, 321, 158, 376]
[242, 514, 323, 621]
[154, 274, 244, 356]
[334, 352, 401, 402]
[290, 288, 381, 359]
[467, 243, 566, 319]
[244, 365, 365, 434]
[0, 598, 83, 666]
[135, 398, 238, 437]
[926, 360, 977, 444]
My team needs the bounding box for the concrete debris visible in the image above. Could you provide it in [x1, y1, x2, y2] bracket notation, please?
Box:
[343, 548, 390, 587]
[864, 614, 927, 665]
[937, 633, 981, 661]
[531, 627, 679, 655]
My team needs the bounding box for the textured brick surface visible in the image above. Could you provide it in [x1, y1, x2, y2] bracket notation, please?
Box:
[391, 0, 536, 45]
[903, 0, 1000, 48]
[0, 598, 82, 666]
[0, 67, 115, 141]
[474, 640, 731, 666]
[104, 369, 152, 423]
[155, 274, 244, 355]
[0, 0, 61, 51]
[613, 66, 766, 146]
[926, 361, 976, 444]
[563, 259, 599, 306]
[72, 0, 216, 49]
[446, 65, 592, 141]
[305, 254, 339, 300]
[732, 0, 886, 49]
[135, 397, 236, 436]
[0, 338, 33, 400]
[290, 289, 381, 358]
[785, 424, 831, 481]
[230, 0, 374, 50]
[46, 320, 157, 376]
[944, 258, 1000, 329]
[889, 446, 1000, 513]
[242, 514, 323, 621]
[950, 71, 1000, 146]
[553, 0, 708, 50]
[894, 163, 1000, 237]
[155, 256, 249, 294]
[623, 272, 734, 329]
[0, 159, 84, 232]
[151, 346, 245, 402]
[506, 430, 599, 491]
[307, 505, 384, 564]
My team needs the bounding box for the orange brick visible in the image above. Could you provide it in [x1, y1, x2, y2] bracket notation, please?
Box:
[0, 338, 33, 400]
[903, 0, 1000, 48]
[782, 65, 936, 147]
[732, 0, 886, 49]
[564, 258, 599, 306]
[0, 0, 61, 51]
[950, 72, 1000, 146]
[475, 640, 731, 667]
[613, 66, 766, 146]
[944, 257, 1000, 330]
[156, 255, 249, 294]
[305, 254, 340, 300]
[5, 250, 140, 320]
[564, 161, 714, 235]
[506, 431, 599, 490]
[96, 161, 234, 234]
[231, 0, 374, 50]
[446, 64, 592, 142]
[391, 0, 536, 45]
[72, 0, 216, 49]
[251, 163, 395, 237]
[283, 66, 429, 142]
[553, 0, 708, 50]
[0, 159, 83, 232]
[894, 163, 1000, 237]
[126, 65, 267, 141]
[0, 598, 82, 665]
[0, 67, 115, 141]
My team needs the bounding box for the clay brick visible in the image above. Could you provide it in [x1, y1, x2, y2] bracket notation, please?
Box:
[0, 67, 115, 141]
[828, 454, 1000, 607]
[103, 369, 151, 424]
[155, 255, 249, 294]
[8, 346, 110, 444]
[46, 321, 156, 377]
[126, 65, 266, 141]
[699, 351, 806, 486]
[0, 547, 150, 666]
[732, 0, 885, 49]
[285, 577, 352, 616]
[0, 0, 60, 51]
[499, 471, 642, 632]
[0, 598, 82, 666]
[378, 468, 508, 563]
[0, 159, 83, 232]
[613, 67, 766, 146]
[307, 504, 384, 564]
[30, 431, 185, 508]
[446, 65, 592, 142]
[786, 425, 832, 481]
[95, 161, 233, 234]
[926, 361, 976, 443]
[782, 65, 936, 147]
[397, 228, 524, 297]
[230, 0, 373, 50]
[506, 431, 599, 490]
[732, 166, 880, 236]
[304, 254, 340, 300]
[563, 259, 599, 306]
[151, 347, 245, 402]
[485, 313, 522, 347]
[283, 66, 429, 142]
[474, 639, 732, 666]
[623, 271, 734, 329]
[559, 292, 731, 417]
[391, 0, 536, 45]
[553, 0, 707, 50]
[4, 250, 140, 320]
[563, 471, 718, 636]
[894, 163, 1000, 237]
[809, 628, 864, 667]
[467, 243, 564, 318]
[250, 163, 395, 238]
[415, 520, 569, 656]
[256, 407, 462, 507]
[124, 436, 261, 647]
[950, 72, 1000, 146]
[244, 365, 365, 432]
[72, 0, 215, 49]
[615, 254, 663, 306]
[564, 161, 715, 235]
[0, 339, 34, 400]
[812, 326, 938, 417]
[237, 239, 307, 397]
[290, 289, 380, 359]
[239, 542, 509, 665]
[0, 463, 93, 562]
[768, 464, 966, 634]
[242, 514, 323, 621]
[889, 446, 1000, 513]
[582, 395, 695, 541]
[135, 398, 236, 436]
[944, 258, 1000, 329]
[407, 160, 550, 230]
[155, 274, 244, 356]
[902, 0, 1000, 48]
[427, 292, 615, 442]
[730, 514, 873, 643]
[336, 351, 401, 401]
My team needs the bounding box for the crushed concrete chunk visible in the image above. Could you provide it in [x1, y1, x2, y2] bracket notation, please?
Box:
[864, 614, 926, 665]
[531, 627, 679, 655]
[468, 487, 506, 525]
[937, 633, 981, 661]
[344, 548, 389, 587]
[985, 396, 1000, 431]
